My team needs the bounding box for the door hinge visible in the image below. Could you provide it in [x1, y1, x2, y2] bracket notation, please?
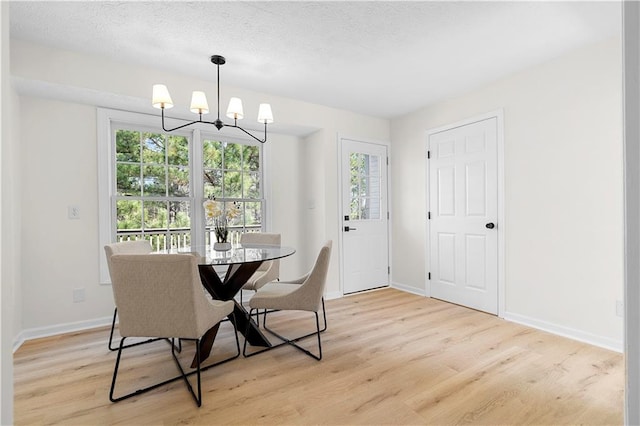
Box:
[428, 272, 431, 280]
[387, 211, 390, 220]
[388, 266, 391, 275]
[386, 156, 389, 165]
[427, 150, 431, 159]
[428, 211, 431, 220]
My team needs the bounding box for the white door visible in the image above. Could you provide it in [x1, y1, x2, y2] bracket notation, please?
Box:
[341, 139, 389, 294]
[428, 117, 498, 314]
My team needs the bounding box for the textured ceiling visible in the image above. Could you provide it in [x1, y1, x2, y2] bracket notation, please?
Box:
[9, 1, 621, 119]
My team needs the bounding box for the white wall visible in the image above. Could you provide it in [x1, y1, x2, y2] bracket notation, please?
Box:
[10, 40, 390, 333]
[391, 37, 624, 349]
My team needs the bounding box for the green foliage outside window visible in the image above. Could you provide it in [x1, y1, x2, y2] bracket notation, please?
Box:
[114, 129, 263, 250]
[115, 130, 190, 237]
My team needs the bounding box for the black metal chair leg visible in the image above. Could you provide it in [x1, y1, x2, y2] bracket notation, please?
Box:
[244, 309, 323, 361]
[110, 337, 202, 405]
[110, 320, 241, 406]
[108, 308, 118, 351]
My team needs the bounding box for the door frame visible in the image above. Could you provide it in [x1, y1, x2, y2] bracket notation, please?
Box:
[424, 110, 506, 317]
[337, 134, 392, 296]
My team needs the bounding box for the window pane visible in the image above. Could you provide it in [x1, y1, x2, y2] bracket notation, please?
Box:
[224, 171, 242, 198]
[244, 172, 260, 198]
[142, 132, 166, 164]
[204, 169, 223, 198]
[227, 201, 243, 228]
[350, 198, 360, 220]
[224, 143, 242, 170]
[361, 197, 380, 220]
[143, 165, 166, 196]
[168, 166, 189, 197]
[243, 145, 260, 171]
[349, 151, 381, 221]
[244, 201, 262, 227]
[116, 164, 141, 196]
[144, 201, 168, 230]
[203, 140, 222, 169]
[116, 130, 140, 162]
[169, 201, 190, 229]
[359, 176, 369, 197]
[116, 200, 142, 230]
[167, 135, 189, 166]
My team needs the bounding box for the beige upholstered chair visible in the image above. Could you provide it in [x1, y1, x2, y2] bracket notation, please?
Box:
[104, 240, 153, 350]
[108, 253, 239, 407]
[239, 232, 281, 325]
[243, 240, 332, 360]
[239, 232, 281, 293]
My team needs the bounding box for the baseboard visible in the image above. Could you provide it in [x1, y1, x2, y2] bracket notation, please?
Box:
[13, 316, 113, 353]
[391, 282, 427, 297]
[324, 291, 342, 301]
[503, 311, 623, 353]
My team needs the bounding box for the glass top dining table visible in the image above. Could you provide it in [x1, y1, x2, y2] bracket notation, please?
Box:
[174, 243, 296, 365]
[188, 244, 296, 266]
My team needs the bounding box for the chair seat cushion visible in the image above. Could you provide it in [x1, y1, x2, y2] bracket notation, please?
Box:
[249, 282, 315, 311]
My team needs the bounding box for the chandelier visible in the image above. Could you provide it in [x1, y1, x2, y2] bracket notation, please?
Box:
[151, 55, 273, 144]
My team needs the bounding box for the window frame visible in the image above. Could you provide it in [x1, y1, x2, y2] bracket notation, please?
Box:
[98, 108, 267, 284]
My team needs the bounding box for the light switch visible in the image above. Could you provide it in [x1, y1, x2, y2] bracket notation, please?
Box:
[68, 205, 80, 220]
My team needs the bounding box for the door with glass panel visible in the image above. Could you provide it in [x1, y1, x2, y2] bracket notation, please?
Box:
[341, 139, 389, 294]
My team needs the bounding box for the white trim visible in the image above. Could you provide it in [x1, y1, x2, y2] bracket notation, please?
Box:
[337, 134, 392, 296]
[13, 316, 113, 353]
[503, 311, 623, 354]
[96, 108, 113, 284]
[424, 109, 505, 317]
[324, 291, 343, 301]
[424, 143, 431, 296]
[623, 1, 640, 422]
[391, 282, 427, 297]
[262, 134, 273, 232]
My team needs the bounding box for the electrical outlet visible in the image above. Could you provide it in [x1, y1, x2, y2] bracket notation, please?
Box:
[73, 288, 85, 303]
[68, 205, 80, 220]
[616, 300, 623, 317]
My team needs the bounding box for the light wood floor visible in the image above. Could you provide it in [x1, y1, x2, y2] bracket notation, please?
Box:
[14, 288, 623, 425]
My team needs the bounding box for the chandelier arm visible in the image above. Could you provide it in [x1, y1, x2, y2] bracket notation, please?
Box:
[160, 108, 203, 132]
[222, 123, 267, 144]
[161, 109, 266, 142]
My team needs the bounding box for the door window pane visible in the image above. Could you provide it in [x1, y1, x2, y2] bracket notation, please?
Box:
[349, 152, 381, 220]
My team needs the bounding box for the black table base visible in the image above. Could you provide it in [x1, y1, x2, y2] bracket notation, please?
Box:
[191, 262, 271, 367]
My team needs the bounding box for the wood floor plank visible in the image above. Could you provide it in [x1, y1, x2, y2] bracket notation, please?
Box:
[14, 288, 623, 425]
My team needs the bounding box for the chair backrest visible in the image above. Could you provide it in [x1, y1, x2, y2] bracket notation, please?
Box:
[291, 240, 332, 312]
[104, 240, 152, 279]
[109, 253, 217, 339]
[240, 232, 281, 275]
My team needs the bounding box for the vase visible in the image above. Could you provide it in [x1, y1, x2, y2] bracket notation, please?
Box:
[214, 242, 232, 251]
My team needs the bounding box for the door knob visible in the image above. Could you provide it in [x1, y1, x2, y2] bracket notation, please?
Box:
[485, 222, 495, 229]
